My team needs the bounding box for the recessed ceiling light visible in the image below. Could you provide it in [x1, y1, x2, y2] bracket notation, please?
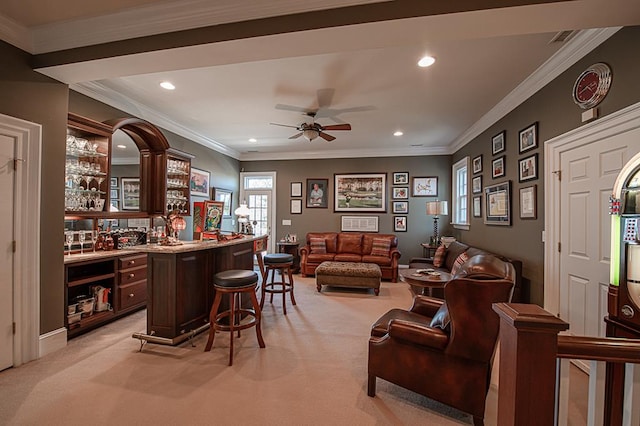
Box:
[116, 144, 127, 149]
[394, 131, 403, 137]
[160, 81, 175, 90]
[249, 138, 257, 143]
[418, 56, 436, 68]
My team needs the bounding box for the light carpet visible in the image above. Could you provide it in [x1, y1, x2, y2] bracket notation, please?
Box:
[1, 276, 484, 425]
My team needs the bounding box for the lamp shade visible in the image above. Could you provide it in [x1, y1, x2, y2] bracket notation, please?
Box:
[426, 200, 448, 216]
[234, 202, 251, 217]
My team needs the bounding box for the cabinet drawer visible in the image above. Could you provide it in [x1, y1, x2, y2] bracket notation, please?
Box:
[119, 265, 147, 286]
[118, 254, 147, 269]
[119, 281, 147, 311]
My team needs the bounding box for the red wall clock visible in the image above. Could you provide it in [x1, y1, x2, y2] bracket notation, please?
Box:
[572, 62, 612, 109]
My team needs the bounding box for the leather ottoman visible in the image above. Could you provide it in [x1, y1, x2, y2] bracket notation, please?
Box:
[315, 261, 382, 296]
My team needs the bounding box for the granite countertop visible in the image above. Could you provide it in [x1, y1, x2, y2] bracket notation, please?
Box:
[64, 234, 267, 264]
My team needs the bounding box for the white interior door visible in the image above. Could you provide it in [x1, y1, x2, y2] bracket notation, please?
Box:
[559, 130, 637, 339]
[0, 133, 15, 370]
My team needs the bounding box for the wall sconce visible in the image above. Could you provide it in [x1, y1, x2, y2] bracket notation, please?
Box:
[426, 200, 448, 245]
[234, 202, 251, 234]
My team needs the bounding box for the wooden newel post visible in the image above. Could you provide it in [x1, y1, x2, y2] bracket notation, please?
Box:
[493, 303, 570, 426]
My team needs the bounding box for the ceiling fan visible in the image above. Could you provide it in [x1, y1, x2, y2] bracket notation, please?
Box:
[270, 112, 351, 142]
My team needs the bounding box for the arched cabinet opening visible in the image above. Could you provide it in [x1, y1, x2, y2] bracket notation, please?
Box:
[65, 113, 193, 219]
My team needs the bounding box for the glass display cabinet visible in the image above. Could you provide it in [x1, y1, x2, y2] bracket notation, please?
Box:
[65, 113, 112, 215]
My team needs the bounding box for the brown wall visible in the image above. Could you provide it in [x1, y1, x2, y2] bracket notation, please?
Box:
[240, 155, 452, 261]
[0, 41, 69, 334]
[452, 26, 640, 305]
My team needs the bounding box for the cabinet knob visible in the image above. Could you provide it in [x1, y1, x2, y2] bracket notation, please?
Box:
[129, 293, 135, 298]
[129, 260, 135, 265]
[129, 273, 135, 278]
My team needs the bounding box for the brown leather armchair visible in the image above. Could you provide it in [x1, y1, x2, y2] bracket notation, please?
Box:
[367, 254, 515, 426]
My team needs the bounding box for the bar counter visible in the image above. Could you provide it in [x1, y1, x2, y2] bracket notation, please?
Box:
[66, 234, 268, 346]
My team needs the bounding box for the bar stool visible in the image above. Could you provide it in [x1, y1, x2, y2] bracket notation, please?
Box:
[204, 270, 265, 366]
[261, 253, 296, 315]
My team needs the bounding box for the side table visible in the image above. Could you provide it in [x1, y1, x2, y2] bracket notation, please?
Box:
[277, 241, 300, 273]
[421, 243, 438, 259]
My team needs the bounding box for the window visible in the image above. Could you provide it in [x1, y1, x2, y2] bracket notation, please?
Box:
[452, 157, 469, 229]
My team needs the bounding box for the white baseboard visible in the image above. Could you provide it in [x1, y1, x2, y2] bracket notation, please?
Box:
[39, 328, 67, 358]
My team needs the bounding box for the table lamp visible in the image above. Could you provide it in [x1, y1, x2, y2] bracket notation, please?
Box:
[426, 200, 448, 245]
[234, 202, 251, 234]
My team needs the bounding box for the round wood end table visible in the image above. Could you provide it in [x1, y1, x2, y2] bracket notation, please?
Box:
[399, 268, 452, 297]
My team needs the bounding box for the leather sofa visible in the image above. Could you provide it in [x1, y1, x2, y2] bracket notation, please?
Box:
[368, 254, 516, 425]
[410, 240, 525, 302]
[299, 232, 401, 282]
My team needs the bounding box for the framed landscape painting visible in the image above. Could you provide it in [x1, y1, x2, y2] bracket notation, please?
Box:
[334, 173, 386, 212]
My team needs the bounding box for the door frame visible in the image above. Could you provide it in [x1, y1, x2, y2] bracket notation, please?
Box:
[544, 101, 640, 315]
[239, 171, 277, 253]
[0, 113, 42, 367]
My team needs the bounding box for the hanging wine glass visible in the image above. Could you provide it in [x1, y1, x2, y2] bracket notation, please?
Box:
[78, 231, 86, 254]
[65, 231, 74, 257]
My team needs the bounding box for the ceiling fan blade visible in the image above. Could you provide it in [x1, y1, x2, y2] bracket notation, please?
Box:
[274, 104, 310, 113]
[270, 122, 300, 129]
[319, 132, 336, 142]
[316, 88, 335, 109]
[288, 132, 303, 139]
[321, 123, 351, 131]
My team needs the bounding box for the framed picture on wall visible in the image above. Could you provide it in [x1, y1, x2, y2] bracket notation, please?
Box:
[393, 172, 409, 185]
[473, 196, 482, 218]
[110, 177, 118, 188]
[393, 216, 407, 232]
[518, 153, 538, 182]
[492, 156, 505, 178]
[492, 131, 506, 155]
[411, 176, 438, 197]
[291, 181, 302, 197]
[472, 155, 482, 174]
[212, 187, 233, 217]
[392, 201, 408, 214]
[334, 173, 386, 212]
[520, 185, 537, 219]
[121, 177, 140, 210]
[290, 199, 302, 214]
[472, 176, 482, 194]
[392, 187, 409, 199]
[519, 122, 538, 153]
[307, 178, 328, 208]
[484, 180, 511, 225]
[190, 167, 210, 197]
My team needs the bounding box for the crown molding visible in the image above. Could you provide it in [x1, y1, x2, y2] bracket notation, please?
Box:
[0, 13, 31, 52]
[449, 27, 621, 154]
[30, 0, 383, 54]
[72, 81, 242, 160]
[238, 145, 450, 161]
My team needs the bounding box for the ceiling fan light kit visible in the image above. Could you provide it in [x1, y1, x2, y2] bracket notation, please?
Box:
[271, 111, 351, 142]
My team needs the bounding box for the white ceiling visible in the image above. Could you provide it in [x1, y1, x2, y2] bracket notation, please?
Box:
[2, 0, 640, 161]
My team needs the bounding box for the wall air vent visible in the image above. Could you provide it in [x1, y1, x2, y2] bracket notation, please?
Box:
[550, 30, 575, 44]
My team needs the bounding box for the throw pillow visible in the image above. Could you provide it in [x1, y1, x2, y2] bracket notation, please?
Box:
[432, 245, 446, 268]
[429, 303, 451, 331]
[451, 251, 469, 276]
[309, 237, 327, 254]
[370, 238, 391, 257]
